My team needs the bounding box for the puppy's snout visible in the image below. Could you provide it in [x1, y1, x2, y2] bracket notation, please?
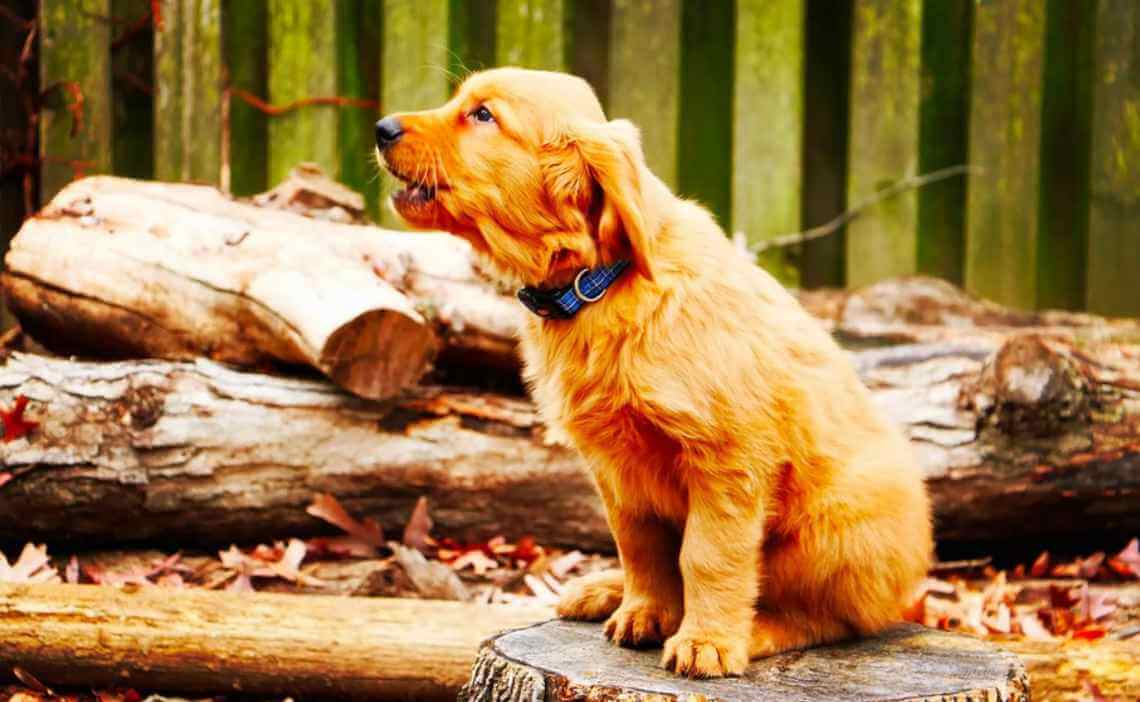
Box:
[375, 116, 404, 150]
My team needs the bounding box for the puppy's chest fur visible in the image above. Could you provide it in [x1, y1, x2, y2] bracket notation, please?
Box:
[522, 326, 690, 523]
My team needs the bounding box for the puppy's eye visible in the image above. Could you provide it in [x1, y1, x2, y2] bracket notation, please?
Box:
[470, 106, 495, 124]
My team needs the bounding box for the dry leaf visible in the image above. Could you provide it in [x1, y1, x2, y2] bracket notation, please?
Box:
[0, 544, 59, 584]
[451, 550, 499, 576]
[548, 550, 586, 579]
[306, 494, 383, 556]
[402, 496, 433, 552]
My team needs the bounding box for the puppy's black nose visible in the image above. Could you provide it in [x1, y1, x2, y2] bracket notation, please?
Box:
[375, 116, 404, 149]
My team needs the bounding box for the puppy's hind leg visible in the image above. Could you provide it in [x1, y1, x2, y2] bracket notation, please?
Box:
[749, 608, 853, 658]
[557, 568, 624, 621]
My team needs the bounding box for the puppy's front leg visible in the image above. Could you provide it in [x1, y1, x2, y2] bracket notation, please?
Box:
[663, 477, 763, 677]
[602, 504, 684, 647]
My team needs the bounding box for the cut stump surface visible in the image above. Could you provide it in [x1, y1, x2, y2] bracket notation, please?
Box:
[460, 621, 1030, 702]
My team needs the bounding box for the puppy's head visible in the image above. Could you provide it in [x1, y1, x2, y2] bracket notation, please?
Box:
[376, 67, 657, 288]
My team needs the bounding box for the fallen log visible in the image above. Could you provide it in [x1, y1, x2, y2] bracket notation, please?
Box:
[799, 276, 1140, 346]
[459, 620, 1029, 701]
[0, 582, 553, 701]
[1, 333, 1138, 547]
[0, 352, 607, 550]
[2, 176, 523, 400]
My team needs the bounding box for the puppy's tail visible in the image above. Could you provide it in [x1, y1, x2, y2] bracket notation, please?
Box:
[556, 568, 624, 621]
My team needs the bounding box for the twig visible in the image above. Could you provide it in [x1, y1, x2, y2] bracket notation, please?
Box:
[228, 87, 379, 116]
[748, 164, 982, 254]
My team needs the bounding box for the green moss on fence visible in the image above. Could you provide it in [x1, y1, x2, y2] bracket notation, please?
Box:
[965, 0, 1046, 310]
[846, 0, 922, 288]
[223, 0, 268, 196]
[154, 0, 222, 184]
[732, 0, 802, 285]
[496, 0, 567, 70]
[268, 0, 337, 187]
[39, 0, 112, 203]
[608, 0, 680, 189]
[337, 0, 381, 219]
[1087, 0, 1140, 316]
[917, 0, 971, 285]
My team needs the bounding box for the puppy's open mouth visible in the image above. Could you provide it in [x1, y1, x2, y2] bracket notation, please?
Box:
[386, 165, 445, 206]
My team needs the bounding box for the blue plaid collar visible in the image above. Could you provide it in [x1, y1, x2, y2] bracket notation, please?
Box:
[517, 260, 631, 319]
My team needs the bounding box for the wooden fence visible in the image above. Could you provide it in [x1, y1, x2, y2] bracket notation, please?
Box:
[1, 0, 1137, 315]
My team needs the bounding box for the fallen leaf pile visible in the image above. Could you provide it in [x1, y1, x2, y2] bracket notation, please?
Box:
[907, 538, 1140, 643]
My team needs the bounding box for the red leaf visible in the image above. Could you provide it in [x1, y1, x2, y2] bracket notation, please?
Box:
[402, 496, 433, 552]
[1, 395, 38, 443]
[1029, 551, 1050, 577]
[1072, 626, 1107, 640]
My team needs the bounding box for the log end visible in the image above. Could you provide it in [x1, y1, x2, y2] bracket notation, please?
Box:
[459, 620, 1030, 702]
[320, 309, 438, 400]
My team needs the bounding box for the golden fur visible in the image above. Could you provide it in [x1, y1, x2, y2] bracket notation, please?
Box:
[380, 67, 933, 678]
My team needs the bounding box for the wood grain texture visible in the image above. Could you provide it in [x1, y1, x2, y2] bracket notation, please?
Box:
[496, 0, 566, 71]
[154, 0, 222, 184]
[380, 0, 451, 227]
[267, 0, 338, 185]
[459, 620, 1030, 701]
[965, 0, 1046, 309]
[0, 352, 600, 549]
[846, 0, 922, 287]
[0, 583, 553, 701]
[733, 0, 803, 285]
[1, 177, 524, 398]
[1086, 0, 1140, 317]
[3, 293, 1139, 547]
[336, 0, 382, 220]
[38, 0, 112, 203]
[607, 0, 680, 188]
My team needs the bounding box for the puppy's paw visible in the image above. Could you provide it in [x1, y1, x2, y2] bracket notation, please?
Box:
[556, 569, 623, 621]
[604, 598, 681, 647]
[662, 628, 748, 678]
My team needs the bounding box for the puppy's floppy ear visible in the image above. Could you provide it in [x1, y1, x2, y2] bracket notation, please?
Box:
[541, 119, 658, 281]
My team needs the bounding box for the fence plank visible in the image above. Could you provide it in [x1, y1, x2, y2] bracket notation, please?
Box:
[222, 0, 268, 196]
[380, 0, 451, 226]
[916, 0, 971, 284]
[1037, 0, 1095, 311]
[965, 0, 1046, 309]
[337, 0, 381, 220]
[496, 0, 566, 70]
[846, 0, 922, 288]
[1086, 0, 1140, 317]
[608, 0, 680, 189]
[111, 0, 153, 180]
[733, 0, 803, 285]
[154, 0, 222, 184]
[267, 0, 338, 187]
[679, 0, 733, 232]
[0, 0, 35, 330]
[800, 0, 853, 288]
[39, 0, 112, 203]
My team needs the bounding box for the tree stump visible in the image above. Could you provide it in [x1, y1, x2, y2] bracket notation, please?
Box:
[459, 621, 1030, 702]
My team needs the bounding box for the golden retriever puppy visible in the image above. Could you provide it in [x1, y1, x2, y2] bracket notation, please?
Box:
[376, 67, 932, 678]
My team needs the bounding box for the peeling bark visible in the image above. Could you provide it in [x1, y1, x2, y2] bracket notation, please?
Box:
[1, 334, 1138, 547]
[2, 176, 523, 400]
